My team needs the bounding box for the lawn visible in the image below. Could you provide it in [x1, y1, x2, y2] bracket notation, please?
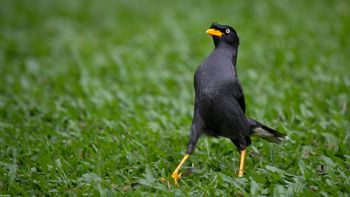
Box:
[0, 0, 349, 196]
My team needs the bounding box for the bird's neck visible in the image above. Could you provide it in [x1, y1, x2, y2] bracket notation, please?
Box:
[216, 42, 238, 66]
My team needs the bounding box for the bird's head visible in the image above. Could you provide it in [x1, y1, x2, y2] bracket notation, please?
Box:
[206, 23, 239, 47]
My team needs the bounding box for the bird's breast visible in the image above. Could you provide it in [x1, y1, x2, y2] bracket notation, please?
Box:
[195, 71, 235, 97]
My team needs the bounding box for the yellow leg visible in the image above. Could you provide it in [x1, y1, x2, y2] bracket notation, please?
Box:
[171, 154, 190, 185]
[238, 149, 246, 177]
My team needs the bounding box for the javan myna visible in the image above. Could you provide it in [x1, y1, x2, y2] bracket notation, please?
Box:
[172, 23, 287, 184]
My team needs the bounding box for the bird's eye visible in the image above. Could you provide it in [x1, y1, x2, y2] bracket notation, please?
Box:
[225, 29, 230, 34]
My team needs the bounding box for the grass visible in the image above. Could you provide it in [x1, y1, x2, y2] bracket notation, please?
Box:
[0, 0, 349, 196]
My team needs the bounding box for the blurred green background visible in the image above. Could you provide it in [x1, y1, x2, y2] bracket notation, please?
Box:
[0, 0, 349, 195]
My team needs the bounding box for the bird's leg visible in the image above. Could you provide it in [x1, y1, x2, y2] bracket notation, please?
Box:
[172, 116, 202, 185]
[171, 154, 190, 185]
[238, 149, 246, 177]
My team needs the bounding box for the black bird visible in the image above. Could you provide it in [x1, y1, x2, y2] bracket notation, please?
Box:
[172, 23, 287, 184]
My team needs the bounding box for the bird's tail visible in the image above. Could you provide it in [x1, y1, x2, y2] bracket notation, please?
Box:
[247, 118, 288, 144]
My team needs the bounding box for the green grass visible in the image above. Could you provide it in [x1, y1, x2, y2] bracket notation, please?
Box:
[0, 0, 349, 196]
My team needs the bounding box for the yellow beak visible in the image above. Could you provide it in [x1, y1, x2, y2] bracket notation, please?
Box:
[206, 28, 223, 37]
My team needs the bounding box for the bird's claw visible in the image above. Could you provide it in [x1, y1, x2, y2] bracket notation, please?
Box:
[172, 171, 183, 185]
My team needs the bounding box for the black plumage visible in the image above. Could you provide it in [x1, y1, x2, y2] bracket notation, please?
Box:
[172, 23, 286, 184]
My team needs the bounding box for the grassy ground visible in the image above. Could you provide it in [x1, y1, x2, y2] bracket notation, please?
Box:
[0, 0, 349, 196]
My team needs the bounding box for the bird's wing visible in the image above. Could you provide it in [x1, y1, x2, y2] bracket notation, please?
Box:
[230, 79, 245, 113]
[237, 85, 246, 113]
[228, 71, 245, 113]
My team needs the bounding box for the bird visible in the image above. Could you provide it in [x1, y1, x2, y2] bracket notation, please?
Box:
[171, 23, 287, 185]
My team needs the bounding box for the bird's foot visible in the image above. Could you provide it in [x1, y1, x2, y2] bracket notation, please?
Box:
[238, 169, 244, 177]
[171, 170, 182, 185]
[238, 149, 246, 177]
[171, 154, 190, 186]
